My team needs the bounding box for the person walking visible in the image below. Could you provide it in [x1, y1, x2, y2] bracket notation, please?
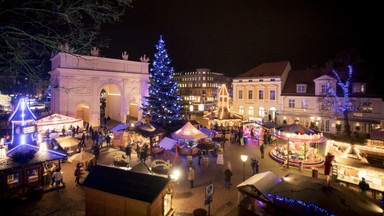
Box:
[81, 133, 86, 147]
[260, 143, 265, 158]
[359, 177, 370, 196]
[224, 165, 232, 190]
[52, 168, 64, 192]
[125, 145, 132, 160]
[188, 166, 195, 188]
[251, 156, 257, 175]
[324, 152, 335, 185]
[74, 164, 82, 186]
[197, 149, 202, 166]
[105, 134, 111, 148]
[94, 144, 100, 164]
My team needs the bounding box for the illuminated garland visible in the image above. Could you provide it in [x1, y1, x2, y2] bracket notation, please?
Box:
[268, 194, 336, 216]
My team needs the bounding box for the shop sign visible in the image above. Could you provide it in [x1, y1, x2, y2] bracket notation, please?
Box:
[23, 126, 36, 134]
[366, 139, 384, 147]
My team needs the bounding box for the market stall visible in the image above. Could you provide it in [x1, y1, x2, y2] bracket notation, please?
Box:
[270, 120, 327, 168]
[171, 122, 208, 156]
[35, 113, 83, 135]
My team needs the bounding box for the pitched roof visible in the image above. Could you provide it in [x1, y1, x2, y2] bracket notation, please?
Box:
[281, 68, 326, 96]
[8, 97, 36, 122]
[236, 61, 290, 78]
[82, 165, 170, 203]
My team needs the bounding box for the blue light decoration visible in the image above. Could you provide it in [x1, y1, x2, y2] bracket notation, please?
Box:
[141, 35, 184, 125]
[6, 97, 66, 157]
[268, 194, 336, 216]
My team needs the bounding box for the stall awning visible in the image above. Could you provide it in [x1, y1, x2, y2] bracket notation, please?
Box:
[110, 124, 129, 132]
[237, 171, 282, 201]
[158, 137, 177, 150]
[199, 127, 218, 137]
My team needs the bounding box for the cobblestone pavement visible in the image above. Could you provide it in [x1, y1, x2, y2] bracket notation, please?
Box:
[2, 117, 329, 216]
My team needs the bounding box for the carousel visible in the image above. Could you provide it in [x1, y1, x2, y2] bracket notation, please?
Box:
[35, 113, 83, 136]
[270, 120, 327, 168]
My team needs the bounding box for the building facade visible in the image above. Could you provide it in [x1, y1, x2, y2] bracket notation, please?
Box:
[281, 68, 383, 135]
[232, 61, 291, 122]
[173, 68, 232, 111]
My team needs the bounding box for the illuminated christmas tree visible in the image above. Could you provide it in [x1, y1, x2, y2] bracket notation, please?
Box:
[142, 35, 184, 126]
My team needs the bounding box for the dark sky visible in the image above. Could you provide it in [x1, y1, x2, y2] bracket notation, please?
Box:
[100, 0, 379, 77]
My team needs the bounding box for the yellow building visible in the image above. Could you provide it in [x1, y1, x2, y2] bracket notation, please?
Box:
[232, 61, 291, 122]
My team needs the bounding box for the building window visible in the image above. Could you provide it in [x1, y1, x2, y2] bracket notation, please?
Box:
[258, 90, 264, 100]
[289, 99, 295, 108]
[270, 90, 276, 100]
[325, 120, 330, 132]
[239, 106, 244, 114]
[248, 90, 253, 100]
[362, 102, 372, 113]
[249, 106, 254, 116]
[238, 90, 243, 99]
[321, 84, 328, 94]
[353, 83, 366, 93]
[301, 99, 308, 109]
[297, 85, 306, 93]
[258, 107, 265, 117]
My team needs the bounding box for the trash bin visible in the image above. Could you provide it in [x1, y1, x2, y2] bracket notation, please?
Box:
[193, 208, 207, 216]
[32, 186, 43, 200]
[312, 168, 318, 178]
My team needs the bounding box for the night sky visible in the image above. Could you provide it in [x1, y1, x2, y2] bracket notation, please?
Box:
[100, 0, 379, 77]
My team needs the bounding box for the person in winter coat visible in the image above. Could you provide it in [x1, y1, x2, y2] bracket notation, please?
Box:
[224, 165, 232, 190]
[52, 168, 64, 192]
[188, 166, 195, 188]
[74, 164, 83, 186]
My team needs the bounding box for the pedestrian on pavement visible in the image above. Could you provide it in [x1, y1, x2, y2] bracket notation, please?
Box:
[76, 125, 80, 135]
[94, 145, 100, 163]
[52, 168, 64, 192]
[251, 156, 257, 175]
[224, 165, 232, 190]
[125, 145, 132, 160]
[188, 166, 195, 188]
[89, 125, 93, 136]
[197, 149, 202, 166]
[359, 177, 370, 196]
[81, 133, 86, 147]
[74, 164, 82, 186]
[86, 122, 89, 133]
[260, 143, 265, 158]
[105, 135, 111, 148]
[324, 152, 334, 185]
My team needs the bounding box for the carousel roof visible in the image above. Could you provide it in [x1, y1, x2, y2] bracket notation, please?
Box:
[276, 121, 317, 135]
[171, 122, 207, 140]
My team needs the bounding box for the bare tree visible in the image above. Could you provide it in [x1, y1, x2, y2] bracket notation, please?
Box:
[322, 49, 363, 138]
[0, 0, 131, 92]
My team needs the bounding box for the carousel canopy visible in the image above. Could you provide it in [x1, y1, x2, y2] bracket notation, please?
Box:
[276, 121, 317, 135]
[171, 122, 208, 141]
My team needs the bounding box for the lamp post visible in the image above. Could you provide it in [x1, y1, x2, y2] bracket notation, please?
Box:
[286, 133, 291, 169]
[241, 153, 248, 181]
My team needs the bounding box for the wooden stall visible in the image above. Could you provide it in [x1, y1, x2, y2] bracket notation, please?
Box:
[82, 165, 175, 216]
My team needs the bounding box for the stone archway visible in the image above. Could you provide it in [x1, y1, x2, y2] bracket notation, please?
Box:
[49, 52, 149, 127]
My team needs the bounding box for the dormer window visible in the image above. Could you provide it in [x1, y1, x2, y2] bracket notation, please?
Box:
[296, 84, 307, 93]
[352, 83, 366, 94]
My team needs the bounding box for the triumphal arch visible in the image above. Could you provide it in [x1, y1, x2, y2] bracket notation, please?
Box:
[49, 52, 149, 127]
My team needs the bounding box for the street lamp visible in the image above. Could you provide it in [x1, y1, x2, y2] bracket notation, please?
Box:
[241, 153, 248, 181]
[286, 133, 291, 169]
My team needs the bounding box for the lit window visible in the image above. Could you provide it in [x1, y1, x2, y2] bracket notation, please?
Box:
[239, 106, 244, 114]
[258, 90, 263, 99]
[353, 83, 366, 93]
[249, 106, 254, 116]
[297, 85, 306, 93]
[258, 107, 265, 117]
[362, 102, 372, 113]
[7, 173, 19, 188]
[301, 99, 308, 109]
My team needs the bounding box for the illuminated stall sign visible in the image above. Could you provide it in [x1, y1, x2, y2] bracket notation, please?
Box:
[22, 126, 36, 134]
[366, 139, 384, 147]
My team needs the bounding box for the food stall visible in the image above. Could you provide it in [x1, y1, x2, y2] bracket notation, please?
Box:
[270, 121, 327, 168]
[35, 113, 83, 135]
[171, 122, 208, 156]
